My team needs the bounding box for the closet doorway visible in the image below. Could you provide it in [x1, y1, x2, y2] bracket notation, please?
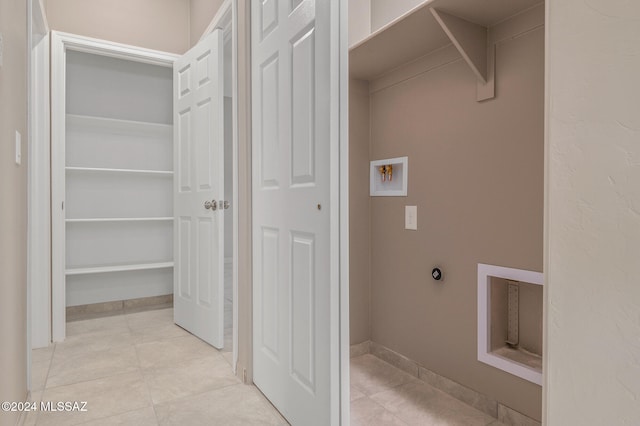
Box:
[46, 8, 237, 366]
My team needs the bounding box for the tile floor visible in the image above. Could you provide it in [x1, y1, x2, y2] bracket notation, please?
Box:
[350, 354, 506, 426]
[28, 307, 505, 425]
[27, 307, 286, 426]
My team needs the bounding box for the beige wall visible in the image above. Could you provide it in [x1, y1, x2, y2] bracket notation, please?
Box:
[546, 1, 640, 424]
[44, 0, 190, 54]
[349, 78, 371, 344]
[349, 0, 370, 47]
[0, 0, 28, 425]
[189, 0, 224, 46]
[351, 22, 545, 421]
[370, 0, 423, 32]
[43, 0, 225, 53]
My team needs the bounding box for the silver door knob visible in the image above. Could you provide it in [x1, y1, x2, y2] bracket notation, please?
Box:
[219, 200, 230, 210]
[204, 200, 217, 210]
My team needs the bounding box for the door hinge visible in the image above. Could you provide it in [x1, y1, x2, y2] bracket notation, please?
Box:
[62, 201, 64, 210]
[243, 368, 247, 383]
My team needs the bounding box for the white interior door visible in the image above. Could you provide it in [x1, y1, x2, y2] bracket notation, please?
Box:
[252, 1, 340, 424]
[173, 30, 225, 348]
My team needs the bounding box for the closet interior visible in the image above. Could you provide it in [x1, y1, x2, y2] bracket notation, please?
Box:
[63, 51, 174, 309]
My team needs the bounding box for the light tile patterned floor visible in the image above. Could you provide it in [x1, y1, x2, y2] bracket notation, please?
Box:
[28, 307, 505, 425]
[26, 307, 286, 426]
[350, 354, 506, 426]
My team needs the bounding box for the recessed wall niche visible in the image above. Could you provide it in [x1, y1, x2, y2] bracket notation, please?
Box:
[370, 156, 408, 196]
[477, 264, 543, 385]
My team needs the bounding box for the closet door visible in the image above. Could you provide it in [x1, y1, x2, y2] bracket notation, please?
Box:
[251, 0, 342, 424]
[173, 30, 225, 348]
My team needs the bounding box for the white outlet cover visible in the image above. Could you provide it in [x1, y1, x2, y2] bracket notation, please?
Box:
[405, 205, 417, 230]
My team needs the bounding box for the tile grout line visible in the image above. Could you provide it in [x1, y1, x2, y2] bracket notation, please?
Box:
[355, 395, 407, 426]
[126, 308, 234, 423]
[131, 333, 161, 426]
[38, 343, 57, 403]
[29, 343, 56, 426]
[39, 335, 140, 391]
[353, 354, 498, 425]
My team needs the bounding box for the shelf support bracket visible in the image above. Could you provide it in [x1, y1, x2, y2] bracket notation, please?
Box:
[430, 8, 495, 101]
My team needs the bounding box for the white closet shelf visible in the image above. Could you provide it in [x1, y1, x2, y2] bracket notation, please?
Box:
[349, 0, 542, 80]
[66, 217, 173, 223]
[65, 166, 173, 176]
[66, 113, 172, 134]
[65, 262, 174, 276]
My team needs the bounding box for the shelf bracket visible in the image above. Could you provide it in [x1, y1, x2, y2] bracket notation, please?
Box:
[430, 8, 495, 101]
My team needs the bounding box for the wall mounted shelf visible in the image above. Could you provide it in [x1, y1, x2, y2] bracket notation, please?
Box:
[370, 157, 408, 197]
[66, 114, 172, 134]
[349, 0, 542, 100]
[66, 261, 174, 276]
[66, 167, 173, 176]
[66, 217, 173, 223]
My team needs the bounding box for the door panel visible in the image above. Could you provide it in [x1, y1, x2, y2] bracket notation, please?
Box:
[291, 27, 316, 186]
[174, 30, 224, 348]
[259, 55, 280, 188]
[178, 218, 191, 298]
[291, 231, 316, 392]
[260, 227, 280, 360]
[252, 1, 336, 424]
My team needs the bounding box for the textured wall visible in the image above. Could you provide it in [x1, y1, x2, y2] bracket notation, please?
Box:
[546, 0, 640, 424]
[0, 0, 28, 425]
[366, 27, 544, 420]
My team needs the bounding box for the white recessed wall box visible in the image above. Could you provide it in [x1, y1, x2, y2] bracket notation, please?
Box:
[477, 263, 544, 385]
[370, 156, 408, 197]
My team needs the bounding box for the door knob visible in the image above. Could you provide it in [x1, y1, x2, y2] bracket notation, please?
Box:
[221, 200, 230, 210]
[204, 200, 217, 210]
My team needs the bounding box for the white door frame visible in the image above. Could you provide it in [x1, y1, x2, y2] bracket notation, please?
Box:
[28, 0, 50, 348]
[50, 32, 179, 341]
[27, 0, 50, 396]
[333, 0, 351, 422]
[337, 0, 350, 423]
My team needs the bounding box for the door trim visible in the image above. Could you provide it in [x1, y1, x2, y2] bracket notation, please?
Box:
[337, 0, 350, 422]
[50, 32, 179, 341]
[28, 0, 51, 355]
[332, 0, 350, 422]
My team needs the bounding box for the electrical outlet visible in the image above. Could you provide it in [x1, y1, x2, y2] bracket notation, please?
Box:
[405, 205, 417, 230]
